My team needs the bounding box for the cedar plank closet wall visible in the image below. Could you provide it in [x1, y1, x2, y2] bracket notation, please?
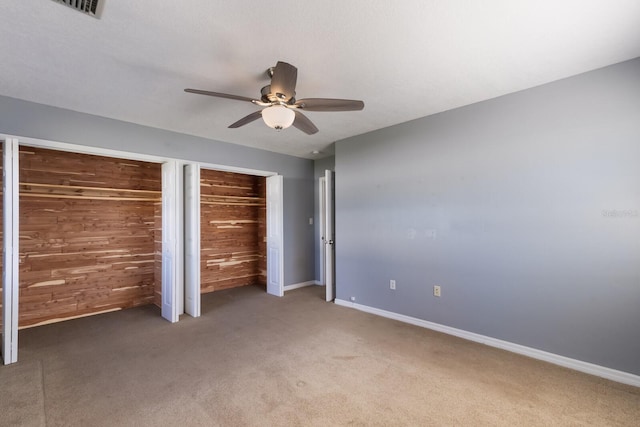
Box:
[19, 147, 162, 327]
[200, 169, 266, 293]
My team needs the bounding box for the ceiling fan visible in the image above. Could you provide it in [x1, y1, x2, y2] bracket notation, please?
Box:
[184, 61, 364, 135]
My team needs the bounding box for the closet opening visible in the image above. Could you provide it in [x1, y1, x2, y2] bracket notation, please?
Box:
[199, 169, 267, 296]
[17, 146, 163, 328]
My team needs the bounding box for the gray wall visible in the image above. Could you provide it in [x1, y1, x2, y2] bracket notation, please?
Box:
[0, 95, 315, 287]
[335, 58, 640, 375]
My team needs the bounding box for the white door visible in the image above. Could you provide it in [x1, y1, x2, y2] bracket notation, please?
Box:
[324, 170, 335, 302]
[2, 138, 19, 364]
[161, 161, 181, 322]
[184, 163, 200, 317]
[318, 176, 326, 286]
[266, 175, 284, 297]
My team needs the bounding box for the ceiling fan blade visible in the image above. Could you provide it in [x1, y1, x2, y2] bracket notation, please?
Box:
[184, 88, 255, 103]
[270, 61, 298, 101]
[228, 110, 263, 128]
[292, 110, 319, 135]
[294, 98, 364, 111]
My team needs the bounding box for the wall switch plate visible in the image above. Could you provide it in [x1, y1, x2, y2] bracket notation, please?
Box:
[390, 279, 396, 290]
[434, 285, 441, 297]
[309, 217, 313, 225]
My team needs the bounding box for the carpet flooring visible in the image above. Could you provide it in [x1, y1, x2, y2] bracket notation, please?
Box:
[1, 285, 638, 426]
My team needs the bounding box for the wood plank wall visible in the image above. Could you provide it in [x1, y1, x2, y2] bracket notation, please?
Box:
[200, 169, 266, 293]
[18, 147, 161, 328]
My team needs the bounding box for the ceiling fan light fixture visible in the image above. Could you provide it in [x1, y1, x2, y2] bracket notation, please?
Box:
[262, 105, 295, 130]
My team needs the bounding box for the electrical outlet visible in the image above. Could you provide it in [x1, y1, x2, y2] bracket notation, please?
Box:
[433, 285, 441, 297]
[390, 280, 396, 290]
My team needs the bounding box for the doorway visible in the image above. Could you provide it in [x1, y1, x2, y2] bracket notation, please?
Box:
[2, 137, 180, 365]
[183, 164, 284, 318]
[320, 170, 335, 302]
[18, 146, 162, 327]
[199, 168, 267, 293]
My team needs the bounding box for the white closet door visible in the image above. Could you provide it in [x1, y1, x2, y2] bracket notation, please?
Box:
[266, 175, 284, 297]
[161, 161, 181, 322]
[184, 163, 201, 317]
[2, 138, 19, 364]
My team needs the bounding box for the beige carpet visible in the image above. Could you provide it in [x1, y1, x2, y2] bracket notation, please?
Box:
[1, 285, 638, 426]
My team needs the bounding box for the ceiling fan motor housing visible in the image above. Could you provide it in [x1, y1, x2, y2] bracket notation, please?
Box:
[261, 85, 295, 104]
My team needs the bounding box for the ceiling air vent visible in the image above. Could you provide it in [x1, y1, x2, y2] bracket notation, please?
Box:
[51, 0, 103, 18]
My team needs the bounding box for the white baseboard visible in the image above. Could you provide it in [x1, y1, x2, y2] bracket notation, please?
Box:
[284, 281, 317, 292]
[334, 299, 640, 388]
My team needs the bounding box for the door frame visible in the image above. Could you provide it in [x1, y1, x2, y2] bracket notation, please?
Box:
[182, 161, 283, 314]
[2, 138, 19, 365]
[324, 170, 335, 302]
[318, 176, 326, 286]
[2, 135, 177, 363]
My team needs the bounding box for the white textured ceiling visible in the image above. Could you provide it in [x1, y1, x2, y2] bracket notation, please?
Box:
[1, 1, 639, 159]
